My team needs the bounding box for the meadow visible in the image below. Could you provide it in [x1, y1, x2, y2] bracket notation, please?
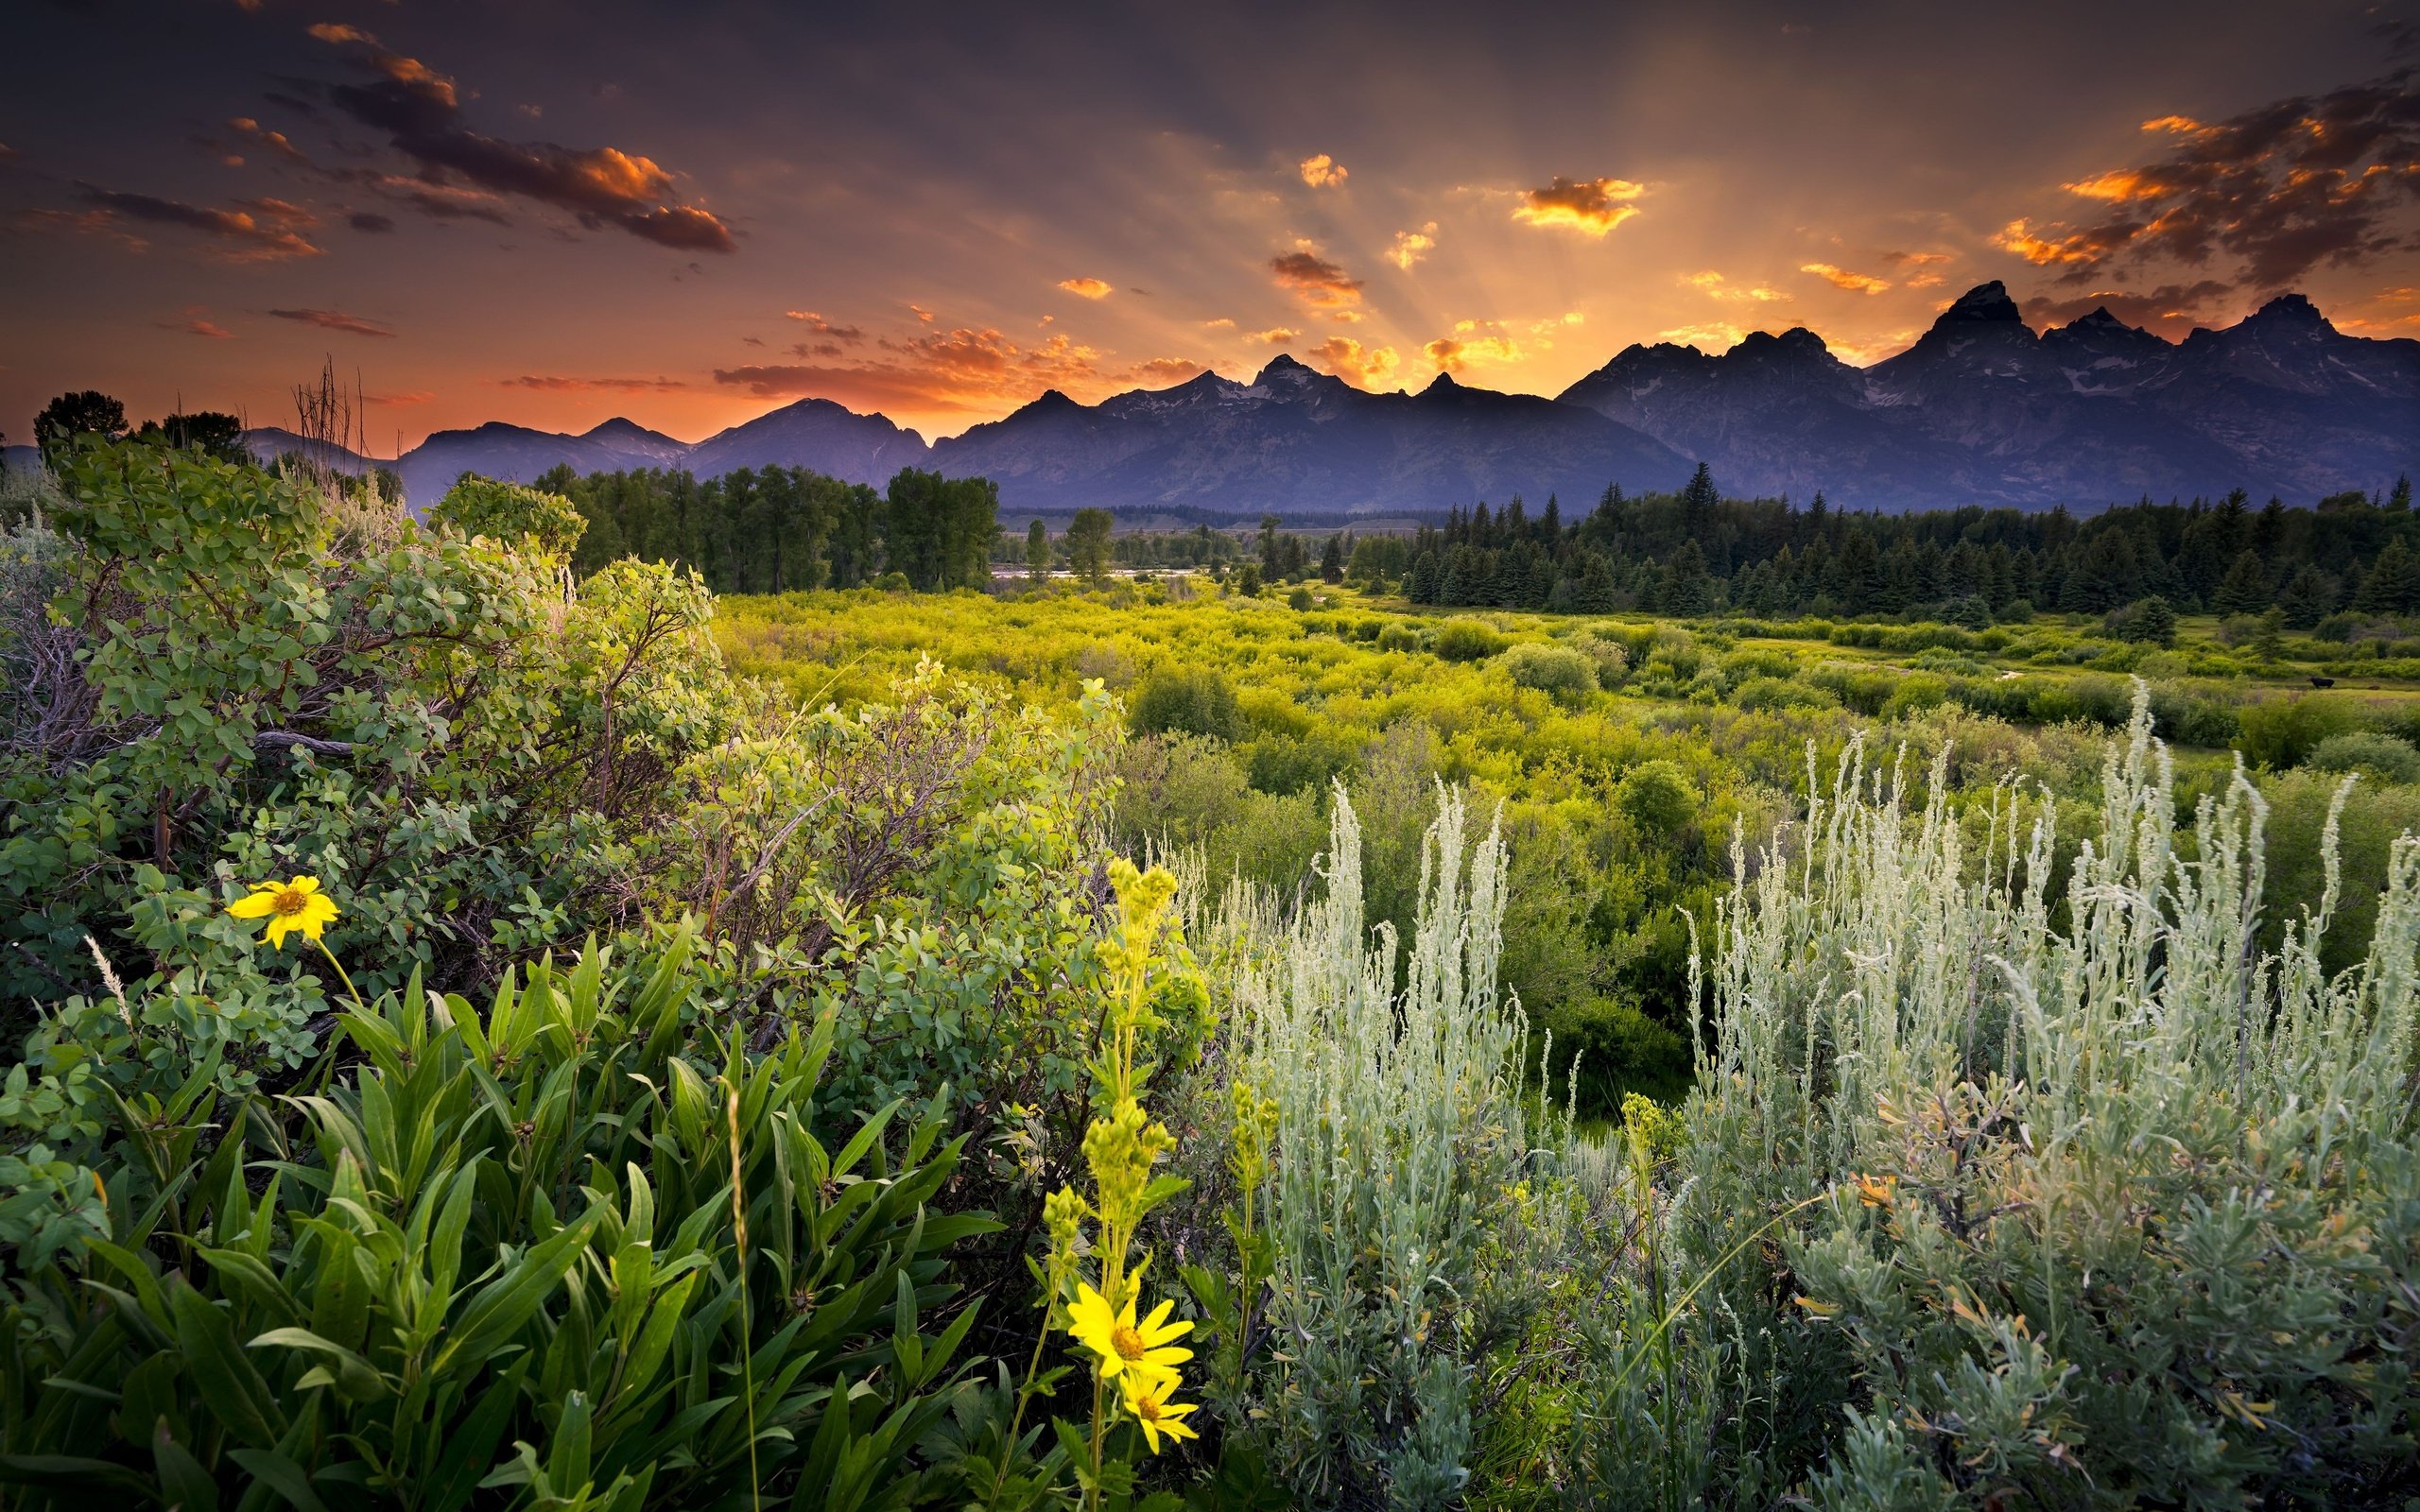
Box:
[3, 446, 2417, 1510]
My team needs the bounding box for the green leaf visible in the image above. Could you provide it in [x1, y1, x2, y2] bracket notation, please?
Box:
[170, 1283, 286, 1450]
[249, 1327, 389, 1403]
[226, 1448, 331, 1512]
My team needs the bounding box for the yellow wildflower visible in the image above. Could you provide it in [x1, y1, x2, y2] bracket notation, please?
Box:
[228, 875, 340, 949]
[1066, 1280, 1192, 1390]
[1124, 1382, 1200, 1454]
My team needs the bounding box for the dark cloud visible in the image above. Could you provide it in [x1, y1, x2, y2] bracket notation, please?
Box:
[1999, 69, 2420, 289]
[227, 116, 312, 164]
[496, 375, 692, 391]
[2020, 280, 2236, 333]
[268, 306, 394, 336]
[349, 211, 396, 232]
[62, 185, 322, 260]
[1268, 248, 1364, 309]
[309, 26, 735, 252]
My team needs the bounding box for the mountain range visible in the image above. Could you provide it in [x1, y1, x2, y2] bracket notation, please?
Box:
[230, 282, 2417, 515]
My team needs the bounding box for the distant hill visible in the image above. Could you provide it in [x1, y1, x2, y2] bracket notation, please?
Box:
[219, 284, 2417, 514]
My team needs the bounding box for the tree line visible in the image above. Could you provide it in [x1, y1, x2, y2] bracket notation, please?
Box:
[538, 464, 1000, 593]
[1398, 462, 2420, 626]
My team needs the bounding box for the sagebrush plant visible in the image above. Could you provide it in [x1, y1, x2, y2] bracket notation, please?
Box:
[1683, 683, 2420, 1506]
[1227, 784, 1532, 1510]
[0, 920, 997, 1509]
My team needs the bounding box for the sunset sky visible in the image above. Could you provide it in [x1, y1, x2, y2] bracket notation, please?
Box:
[6, 0, 2419, 454]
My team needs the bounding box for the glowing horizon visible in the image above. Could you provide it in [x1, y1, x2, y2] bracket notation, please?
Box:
[6, 1, 2417, 452]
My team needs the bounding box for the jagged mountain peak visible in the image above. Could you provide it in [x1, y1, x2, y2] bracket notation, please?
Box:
[1937, 281, 2026, 325]
[2245, 291, 2332, 332]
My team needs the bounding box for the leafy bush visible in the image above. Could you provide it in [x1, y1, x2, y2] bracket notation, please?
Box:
[1537, 995, 1691, 1113]
[2306, 730, 2420, 783]
[1129, 666, 1246, 742]
[1497, 642, 1599, 706]
[0, 928, 996, 1507]
[1433, 620, 1509, 662]
[2235, 692, 2364, 768]
[1615, 760, 1699, 837]
[1, 442, 731, 1115]
[428, 472, 588, 557]
[1733, 675, 1838, 713]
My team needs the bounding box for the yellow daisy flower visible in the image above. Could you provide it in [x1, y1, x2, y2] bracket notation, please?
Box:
[227, 875, 340, 949]
[1065, 1281, 1192, 1390]
[1124, 1382, 1200, 1454]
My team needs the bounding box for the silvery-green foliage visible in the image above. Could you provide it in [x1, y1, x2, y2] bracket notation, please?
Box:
[1686, 683, 2420, 1505]
[1235, 784, 1530, 1511]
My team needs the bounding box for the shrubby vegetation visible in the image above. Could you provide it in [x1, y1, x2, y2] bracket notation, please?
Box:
[5, 435, 2418, 1510]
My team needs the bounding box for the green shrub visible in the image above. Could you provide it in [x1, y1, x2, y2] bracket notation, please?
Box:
[428, 472, 587, 557]
[1433, 620, 1508, 662]
[2308, 730, 2420, 783]
[2234, 693, 2364, 768]
[1733, 675, 1838, 713]
[1376, 624, 1422, 653]
[0, 928, 996, 1507]
[1246, 729, 1359, 796]
[1537, 996, 1691, 1115]
[1129, 665, 1245, 742]
[2, 442, 732, 1111]
[1615, 760, 1699, 837]
[1497, 642, 1599, 706]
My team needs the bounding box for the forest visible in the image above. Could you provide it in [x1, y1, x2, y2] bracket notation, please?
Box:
[1, 431, 2416, 1512]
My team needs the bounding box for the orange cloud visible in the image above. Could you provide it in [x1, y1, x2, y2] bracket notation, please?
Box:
[365, 390, 435, 406]
[1992, 217, 2103, 266]
[1657, 321, 1747, 350]
[1128, 357, 1206, 385]
[2065, 169, 2160, 202]
[1512, 176, 1644, 235]
[1389, 222, 1438, 271]
[1201, 318, 1236, 330]
[158, 308, 233, 339]
[1801, 262, 1892, 293]
[1424, 330, 1527, 373]
[783, 311, 865, 342]
[714, 325, 1108, 417]
[1057, 276, 1114, 299]
[1309, 336, 1399, 389]
[54, 186, 322, 262]
[1245, 327, 1300, 345]
[1268, 247, 1364, 310]
[1687, 270, 1789, 302]
[1299, 153, 1348, 188]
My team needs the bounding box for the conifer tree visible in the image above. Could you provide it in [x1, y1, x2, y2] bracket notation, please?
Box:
[1027, 518, 1049, 580]
[2213, 550, 2272, 615]
[2355, 537, 2419, 613]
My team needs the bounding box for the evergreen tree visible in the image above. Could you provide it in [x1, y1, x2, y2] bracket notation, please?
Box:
[1027, 519, 1050, 580]
[1681, 462, 1719, 516]
[2355, 537, 2420, 613]
[2278, 565, 2337, 629]
[2393, 474, 2413, 512]
[2212, 550, 2272, 615]
[1661, 540, 1715, 616]
[1320, 532, 1344, 583]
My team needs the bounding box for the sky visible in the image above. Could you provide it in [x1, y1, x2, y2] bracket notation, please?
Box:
[5, 0, 2419, 454]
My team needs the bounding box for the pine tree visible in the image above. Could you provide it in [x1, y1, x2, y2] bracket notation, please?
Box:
[1320, 533, 1344, 583]
[1681, 462, 1719, 515]
[2212, 550, 2271, 615]
[1027, 519, 1049, 580]
[2278, 565, 2336, 629]
[2392, 474, 2413, 511]
[2355, 537, 2420, 613]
